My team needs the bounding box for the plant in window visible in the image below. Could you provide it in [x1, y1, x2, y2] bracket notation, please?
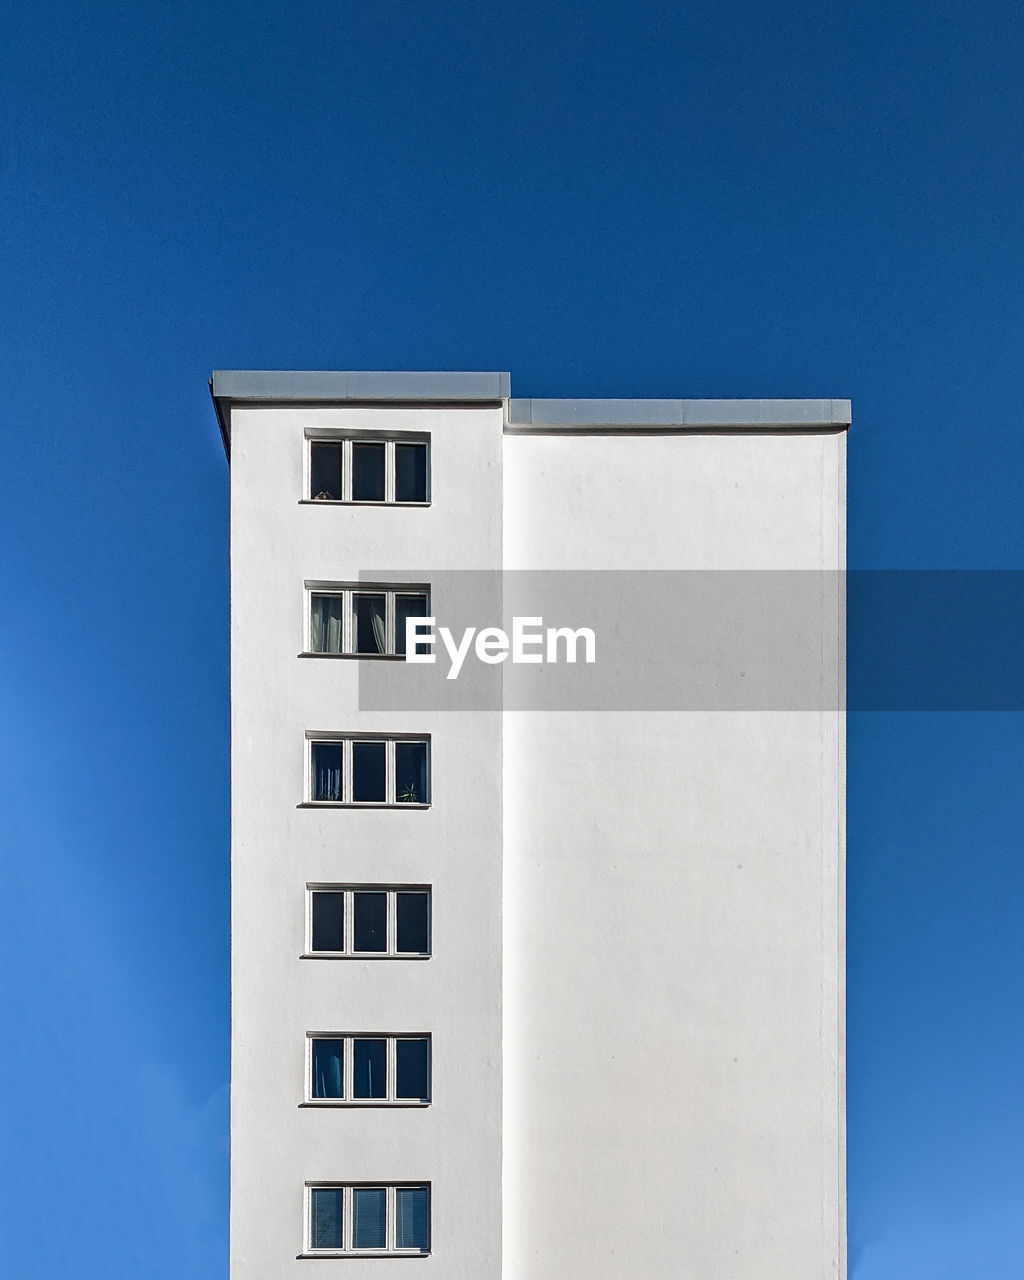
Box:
[397, 782, 420, 803]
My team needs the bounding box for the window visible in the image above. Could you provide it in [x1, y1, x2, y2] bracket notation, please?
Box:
[307, 584, 430, 656]
[308, 437, 430, 504]
[306, 886, 431, 957]
[308, 1034, 431, 1104]
[306, 1184, 430, 1256]
[308, 736, 430, 805]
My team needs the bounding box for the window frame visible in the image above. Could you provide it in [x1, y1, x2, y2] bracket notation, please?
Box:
[304, 1183, 430, 1257]
[305, 733, 431, 807]
[304, 581, 431, 658]
[303, 884, 432, 959]
[304, 432, 431, 506]
[305, 1033, 431, 1106]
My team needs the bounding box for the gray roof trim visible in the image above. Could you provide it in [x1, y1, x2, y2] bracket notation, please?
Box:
[506, 398, 851, 431]
[210, 374, 851, 461]
[211, 370, 511, 459]
[212, 369, 510, 403]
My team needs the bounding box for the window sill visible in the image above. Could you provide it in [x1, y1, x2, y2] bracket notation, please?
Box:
[299, 1100, 430, 1108]
[298, 1252, 429, 1260]
[298, 652, 409, 661]
[298, 499, 431, 508]
[298, 802, 431, 810]
[300, 953, 431, 961]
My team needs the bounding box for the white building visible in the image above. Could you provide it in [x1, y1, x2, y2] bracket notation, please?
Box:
[213, 371, 848, 1280]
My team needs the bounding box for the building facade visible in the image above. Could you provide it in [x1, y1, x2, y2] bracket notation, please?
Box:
[214, 371, 848, 1280]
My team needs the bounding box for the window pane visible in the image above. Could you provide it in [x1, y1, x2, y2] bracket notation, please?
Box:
[352, 1187, 387, 1249]
[353, 594, 386, 655]
[395, 740, 428, 804]
[311, 891, 345, 952]
[352, 741, 386, 802]
[311, 1188, 344, 1249]
[395, 594, 429, 656]
[395, 443, 428, 503]
[310, 594, 343, 653]
[396, 893, 429, 954]
[353, 892, 387, 952]
[353, 1039, 387, 1099]
[352, 442, 385, 501]
[312, 1040, 345, 1099]
[312, 743, 343, 802]
[395, 1186, 430, 1252]
[396, 1039, 429, 1101]
[310, 444, 342, 500]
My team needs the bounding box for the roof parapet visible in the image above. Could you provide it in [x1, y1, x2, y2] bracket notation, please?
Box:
[506, 397, 851, 432]
[210, 370, 511, 459]
[210, 371, 849, 460]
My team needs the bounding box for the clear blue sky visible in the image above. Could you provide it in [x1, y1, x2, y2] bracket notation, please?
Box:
[2, 1, 1023, 1276]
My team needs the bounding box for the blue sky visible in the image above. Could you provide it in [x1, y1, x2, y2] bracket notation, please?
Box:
[2, 0, 1023, 1275]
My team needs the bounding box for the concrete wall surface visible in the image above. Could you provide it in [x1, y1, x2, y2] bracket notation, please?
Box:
[501, 431, 846, 1280]
[230, 405, 505, 1278]
[227, 392, 846, 1280]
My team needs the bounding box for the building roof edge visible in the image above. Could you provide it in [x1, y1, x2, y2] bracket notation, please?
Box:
[506, 397, 851, 431]
[210, 373, 851, 461]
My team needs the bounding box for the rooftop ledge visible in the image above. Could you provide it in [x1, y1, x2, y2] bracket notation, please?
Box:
[209, 370, 850, 458]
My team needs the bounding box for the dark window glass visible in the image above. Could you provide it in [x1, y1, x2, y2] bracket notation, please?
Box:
[353, 892, 387, 952]
[353, 1039, 387, 1099]
[312, 743, 343, 801]
[396, 893, 429, 954]
[310, 444, 343, 500]
[310, 595, 343, 653]
[311, 1188, 344, 1249]
[395, 443, 428, 503]
[352, 1187, 387, 1249]
[395, 595, 429, 656]
[352, 442, 385, 501]
[312, 1040, 345, 1099]
[311, 891, 344, 951]
[396, 1039, 429, 1101]
[396, 1186, 430, 1252]
[353, 594, 386, 654]
[352, 741, 386, 802]
[395, 740, 428, 804]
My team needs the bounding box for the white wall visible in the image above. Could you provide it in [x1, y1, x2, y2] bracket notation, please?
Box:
[230, 404, 505, 1278]
[229, 403, 846, 1280]
[501, 432, 846, 1279]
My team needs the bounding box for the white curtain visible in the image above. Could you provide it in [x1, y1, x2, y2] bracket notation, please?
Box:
[311, 595, 343, 653]
[371, 604, 386, 653]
